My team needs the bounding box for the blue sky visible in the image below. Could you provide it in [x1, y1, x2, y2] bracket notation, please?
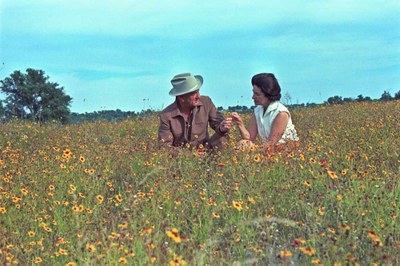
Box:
[1, 0, 399, 113]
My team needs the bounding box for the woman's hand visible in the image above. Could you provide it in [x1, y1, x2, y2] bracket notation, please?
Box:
[230, 112, 244, 125]
[230, 112, 251, 140]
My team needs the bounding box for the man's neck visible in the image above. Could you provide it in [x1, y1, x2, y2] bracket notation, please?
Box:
[181, 108, 192, 118]
[177, 102, 192, 117]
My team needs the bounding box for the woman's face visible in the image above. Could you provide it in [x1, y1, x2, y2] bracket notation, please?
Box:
[252, 85, 269, 106]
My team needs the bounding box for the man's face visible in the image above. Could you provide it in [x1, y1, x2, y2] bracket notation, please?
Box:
[178, 90, 200, 109]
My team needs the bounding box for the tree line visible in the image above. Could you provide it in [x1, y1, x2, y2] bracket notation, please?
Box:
[1, 68, 399, 124]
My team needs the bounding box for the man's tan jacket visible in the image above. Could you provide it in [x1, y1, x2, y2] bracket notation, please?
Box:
[158, 96, 227, 149]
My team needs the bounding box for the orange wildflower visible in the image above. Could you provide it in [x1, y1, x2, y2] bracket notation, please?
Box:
[232, 200, 243, 211]
[280, 250, 293, 257]
[212, 212, 220, 218]
[298, 246, 316, 256]
[115, 194, 123, 202]
[327, 170, 338, 179]
[166, 228, 182, 243]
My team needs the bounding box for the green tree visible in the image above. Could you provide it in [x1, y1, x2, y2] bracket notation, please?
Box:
[0, 100, 5, 119]
[394, 90, 400, 100]
[0, 68, 72, 123]
[343, 97, 353, 103]
[357, 94, 372, 102]
[356, 94, 364, 102]
[380, 91, 393, 101]
[327, 95, 343, 104]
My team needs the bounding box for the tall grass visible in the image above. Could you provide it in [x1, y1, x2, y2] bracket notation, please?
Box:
[0, 101, 399, 265]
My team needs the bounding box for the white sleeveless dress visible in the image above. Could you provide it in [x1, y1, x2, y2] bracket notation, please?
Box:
[254, 101, 299, 144]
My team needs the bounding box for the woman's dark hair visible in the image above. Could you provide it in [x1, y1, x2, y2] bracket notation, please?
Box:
[251, 73, 281, 101]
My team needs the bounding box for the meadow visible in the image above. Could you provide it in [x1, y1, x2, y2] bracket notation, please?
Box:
[0, 100, 399, 265]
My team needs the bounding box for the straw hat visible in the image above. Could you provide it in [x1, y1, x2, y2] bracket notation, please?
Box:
[169, 73, 203, 96]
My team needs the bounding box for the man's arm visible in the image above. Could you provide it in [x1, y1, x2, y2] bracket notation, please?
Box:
[158, 114, 174, 149]
[207, 97, 231, 134]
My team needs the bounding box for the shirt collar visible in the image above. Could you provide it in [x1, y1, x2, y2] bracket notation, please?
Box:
[265, 101, 279, 114]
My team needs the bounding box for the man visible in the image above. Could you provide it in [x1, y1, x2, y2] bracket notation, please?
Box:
[158, 72, 232, 151]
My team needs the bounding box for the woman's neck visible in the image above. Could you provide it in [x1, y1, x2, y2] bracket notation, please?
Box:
[262, 101, 271, 115]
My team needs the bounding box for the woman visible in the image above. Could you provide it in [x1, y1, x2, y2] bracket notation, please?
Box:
[231, 73, 299, 153]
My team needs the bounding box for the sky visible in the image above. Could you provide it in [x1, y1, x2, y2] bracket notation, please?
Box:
[1, 0, 399, 113]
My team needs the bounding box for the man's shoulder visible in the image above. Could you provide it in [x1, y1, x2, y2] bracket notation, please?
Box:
[159, 102, 179, 119]
[160, 101, 177, 113]
[200, 95, 212, 102]
[199, 95, 213, 107]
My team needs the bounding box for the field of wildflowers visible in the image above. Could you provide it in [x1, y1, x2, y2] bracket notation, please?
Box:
[0, 100, 399, 265]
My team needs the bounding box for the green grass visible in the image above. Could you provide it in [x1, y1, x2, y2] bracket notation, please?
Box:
[0, 101, 399, 265]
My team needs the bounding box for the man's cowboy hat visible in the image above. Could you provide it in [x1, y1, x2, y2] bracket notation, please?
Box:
[169, 73, 203, 96]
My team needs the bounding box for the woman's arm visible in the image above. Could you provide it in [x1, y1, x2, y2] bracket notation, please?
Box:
[267, 111, 289, 146]
[230, 112, 250, 140]
[230, 112, 259, 141]
[248, 115, 258, 142]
